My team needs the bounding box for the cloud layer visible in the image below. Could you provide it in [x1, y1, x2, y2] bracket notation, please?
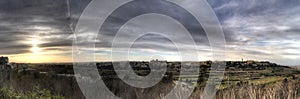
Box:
[0, 0, 299, 65]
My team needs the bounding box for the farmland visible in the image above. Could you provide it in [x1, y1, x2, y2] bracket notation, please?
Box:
[1, 60, 300, 98]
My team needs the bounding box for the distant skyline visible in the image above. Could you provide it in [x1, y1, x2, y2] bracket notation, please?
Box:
[0, 0, 300, 65]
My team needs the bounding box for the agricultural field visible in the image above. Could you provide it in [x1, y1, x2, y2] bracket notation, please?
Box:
[1, 61, 300, 98]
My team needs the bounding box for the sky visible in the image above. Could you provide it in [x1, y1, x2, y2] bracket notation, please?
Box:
[0, 0, 299, 65]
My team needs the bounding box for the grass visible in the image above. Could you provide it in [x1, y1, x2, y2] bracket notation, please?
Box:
[219, 81, 240, 90]
[0, 86, 65, 99]
[249, 76, 287, 85]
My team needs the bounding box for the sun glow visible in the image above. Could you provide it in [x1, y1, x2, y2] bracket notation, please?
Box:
[30, 36, 42, 54]
[30, 46, 41, 53]
[10, 54, 72, 63]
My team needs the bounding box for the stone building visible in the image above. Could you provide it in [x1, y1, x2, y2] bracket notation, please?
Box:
[0, 56, 8, 65]
[0, 56, 10, 70]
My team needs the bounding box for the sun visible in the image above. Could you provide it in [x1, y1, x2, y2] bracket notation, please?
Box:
[31, 39, 39, 45]
[30, 37, 41, 54]
[30, 46, 41, 53]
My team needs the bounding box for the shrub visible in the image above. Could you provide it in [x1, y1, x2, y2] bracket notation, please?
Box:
[0, 86, 64, 99]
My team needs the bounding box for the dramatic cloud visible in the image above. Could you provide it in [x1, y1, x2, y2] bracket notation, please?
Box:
[0, 0, 74, 62]
[208, 0, 300, 65]
[0, 0, 299, 65]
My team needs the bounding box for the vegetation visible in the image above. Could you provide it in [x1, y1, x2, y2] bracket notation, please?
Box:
[2, 61, 300, 98]
[214, 78, 300, 99]
[0, 86, 64, 99]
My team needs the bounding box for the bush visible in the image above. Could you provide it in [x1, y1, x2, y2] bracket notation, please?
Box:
[0, 86, 64, 99]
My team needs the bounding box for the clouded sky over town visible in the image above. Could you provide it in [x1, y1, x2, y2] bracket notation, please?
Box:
[0, 0, 299, 65]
